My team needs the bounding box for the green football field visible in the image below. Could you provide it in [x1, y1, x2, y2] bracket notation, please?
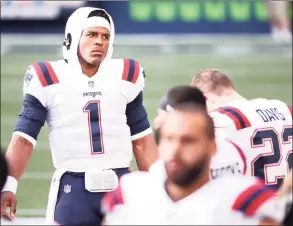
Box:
[1, 51, 292, 216]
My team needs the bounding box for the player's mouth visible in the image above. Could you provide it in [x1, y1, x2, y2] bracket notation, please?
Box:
[166, 160, 183, 172]
[91, 49, 105, 56]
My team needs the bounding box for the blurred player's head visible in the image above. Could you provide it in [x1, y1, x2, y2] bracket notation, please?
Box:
[191, 69, 246, 112]
[153, 86, 206, 143]
[158, 103, 216, 187]
[0, 148, 8, 191]
[78, 10, 111, 66]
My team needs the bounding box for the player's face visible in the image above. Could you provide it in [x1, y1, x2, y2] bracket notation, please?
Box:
[78, 26, 110, 66]
[159, 111, 216, 186]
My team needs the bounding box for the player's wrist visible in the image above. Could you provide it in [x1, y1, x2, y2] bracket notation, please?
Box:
[1, 176, 18, 194]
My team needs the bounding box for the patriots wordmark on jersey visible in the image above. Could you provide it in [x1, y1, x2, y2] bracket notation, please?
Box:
[211, 98, 292, 189]
[101, 172, 287, 225]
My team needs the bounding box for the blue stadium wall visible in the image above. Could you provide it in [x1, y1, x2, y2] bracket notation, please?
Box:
[1, 1, 292, 34]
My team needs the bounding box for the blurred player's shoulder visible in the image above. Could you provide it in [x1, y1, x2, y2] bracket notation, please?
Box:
[120, 170, 151, 187]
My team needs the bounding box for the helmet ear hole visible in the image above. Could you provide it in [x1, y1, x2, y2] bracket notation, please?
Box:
[63, 33, 72, 50]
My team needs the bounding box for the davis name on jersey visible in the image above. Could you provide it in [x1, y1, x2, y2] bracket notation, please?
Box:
[14, 58, 151, 171]
[210, 98, 292, 189]
[102, 173, 287, 225]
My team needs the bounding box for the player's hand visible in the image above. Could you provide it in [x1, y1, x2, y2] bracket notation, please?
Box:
[1, 191, 17, 220]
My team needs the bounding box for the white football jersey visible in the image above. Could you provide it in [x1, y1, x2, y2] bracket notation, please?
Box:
[102, 172, 287, 225]
[210, 98, 292, 189]
[149, 138, 246, 181]
[14, 58, 151, 171]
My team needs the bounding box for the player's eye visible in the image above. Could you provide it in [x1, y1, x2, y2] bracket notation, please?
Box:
[87, 33, 96, 37]
[103, 35, 110, 40]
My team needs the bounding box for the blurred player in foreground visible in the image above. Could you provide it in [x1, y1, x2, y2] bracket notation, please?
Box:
[1, 7, 157, 225]
[102, 103, 287, 225]
[150, 86, 247, 180]
[0, 149, 8, 192]
[191, 69, 292, 190]
[279, 169, 293, 226]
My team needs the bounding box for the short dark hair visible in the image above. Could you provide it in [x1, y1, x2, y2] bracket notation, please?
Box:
[87, 9, 110, 24]
[159, 86, 206, 111]
[0, 148, 8, 191]
[158, 103, 215, 141]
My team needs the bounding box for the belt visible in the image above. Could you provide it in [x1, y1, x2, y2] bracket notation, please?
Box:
[65, 167, 130, 177]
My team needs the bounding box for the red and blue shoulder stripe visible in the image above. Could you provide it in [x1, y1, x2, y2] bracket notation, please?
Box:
[122, 59, 140, 84]
[32, 61, 59, 87]
[216, 106, 251, 130]
[232, 182, 277, 216]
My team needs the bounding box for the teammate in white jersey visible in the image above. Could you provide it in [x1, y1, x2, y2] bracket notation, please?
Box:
[101, 103, 287, 225]
[150, 86, 246, 180]
[1, 7, 158, 225]
[191, 69, 292, 190]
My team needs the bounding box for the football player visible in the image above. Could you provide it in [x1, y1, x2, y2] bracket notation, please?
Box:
[150, 85, 247, 180]
[1, 7, 158, 225]
[191, 69, 292, 189]
[102, 103, 287, 225]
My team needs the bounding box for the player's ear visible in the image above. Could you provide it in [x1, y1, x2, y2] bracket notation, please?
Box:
[63, 33, 72, 50]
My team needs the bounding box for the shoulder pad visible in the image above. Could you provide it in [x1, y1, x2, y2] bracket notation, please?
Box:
[213, 106, 251, 131]
[31, 61, 59, 87]
[121, 58, 141, 84]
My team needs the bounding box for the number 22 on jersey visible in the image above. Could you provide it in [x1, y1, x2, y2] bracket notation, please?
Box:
[83, 100, 105, 154]
[251, 126, 292, 189]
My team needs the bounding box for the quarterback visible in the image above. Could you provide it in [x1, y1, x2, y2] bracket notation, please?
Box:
[1, 7, 157, 225]
[191, 69, 292, 189]
[150, 86, 247, 181]
[102, 104, 287, 225]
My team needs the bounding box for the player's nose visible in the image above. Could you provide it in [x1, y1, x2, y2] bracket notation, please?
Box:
[94, 36, 103, 45]
[168, 142, 181, 158]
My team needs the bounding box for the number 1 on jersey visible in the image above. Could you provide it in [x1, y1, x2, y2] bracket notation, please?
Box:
[83, 100, 105, 154]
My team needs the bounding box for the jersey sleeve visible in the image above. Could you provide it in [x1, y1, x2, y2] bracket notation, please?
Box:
[121, 59, 146, 103]
[231, 178, 287, 223]
[121, 59, 151, 140]
[12, 64, 48, 147]
[210, 111, 238, 140]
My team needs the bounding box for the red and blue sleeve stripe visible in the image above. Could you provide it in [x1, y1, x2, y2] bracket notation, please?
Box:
[32, 61, 59, 87]
[232, 183, 276, 216]
[101, 181, 124, 213]
[122, 59, 140, 84]
[217, 106, 251, 130]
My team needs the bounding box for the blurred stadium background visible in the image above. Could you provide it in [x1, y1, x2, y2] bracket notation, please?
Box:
[1, 1, 292, 225]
